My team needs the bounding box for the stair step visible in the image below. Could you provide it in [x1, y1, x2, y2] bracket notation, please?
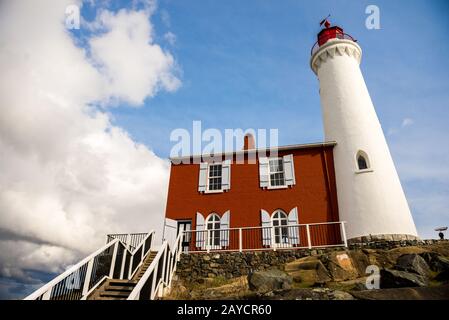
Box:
[100, 291, 130, 298]
[105, 285, 134, 292]
[108, 281, 136, 287]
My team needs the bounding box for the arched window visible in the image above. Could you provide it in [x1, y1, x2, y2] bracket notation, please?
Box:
[356, 151, 370, 171]
[205, 213, 221, 247]
[271, 210, 289, 245]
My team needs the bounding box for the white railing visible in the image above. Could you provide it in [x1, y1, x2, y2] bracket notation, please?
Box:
[24, 231, 155, 300]
[127, 228, 184, 300]
[107, 232, 147, 252]
[182, 221, 347, 253]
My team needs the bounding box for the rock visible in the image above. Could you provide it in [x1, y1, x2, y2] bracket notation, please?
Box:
[380, 268, 428, 288]
[351, 285, 449, 300]
[435, 270, 449, 282]
[285, 256, 331, 285]
[247, 269, 292, 293]
[395, 254, 430, 277]
[201, 276, 249, 299]
[320, 251, 359, 281]
[420, 252, 449, 273]
[330, 290, 355, 300]
[347, 250, 371, 277]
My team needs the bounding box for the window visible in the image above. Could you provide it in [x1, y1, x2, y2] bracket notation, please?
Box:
[272, 210, 289, 245]
[269, 158, 286, 187]
[356, 150, 371, 171]
[208, 164, 222, 191]
[205, 213, 221, 247]
[358, 155, 368, 170]
[259, 155, 295, 189]
[198, 161, 231, 193]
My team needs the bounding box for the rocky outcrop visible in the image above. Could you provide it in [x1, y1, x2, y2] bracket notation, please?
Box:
[285, 256, 331, 285]
[247, 269, 292, 293]
[320, 251, 360, 281]
[170, 241, 449, 300]
[395, 254, 431, 277]
[380, 269, 428, 288]
[351, 285, 449, 300]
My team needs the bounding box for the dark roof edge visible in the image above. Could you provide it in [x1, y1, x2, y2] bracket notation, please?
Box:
[169, 141, 337, 162]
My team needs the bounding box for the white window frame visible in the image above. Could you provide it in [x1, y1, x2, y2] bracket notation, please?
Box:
[355, 150, 374, 174]
[267, 157, 288, 189]
[205, 163, 224, 193]
[205, 213, 221, 250]
[271, 209, 291, 248]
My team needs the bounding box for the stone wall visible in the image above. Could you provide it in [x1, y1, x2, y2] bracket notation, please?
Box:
[176, 248, 341, 283]
[176, 240, 447, 283]
[348, 239, 441, 250]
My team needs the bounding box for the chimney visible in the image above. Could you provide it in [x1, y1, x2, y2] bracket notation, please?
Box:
[243, 133, 255, 150]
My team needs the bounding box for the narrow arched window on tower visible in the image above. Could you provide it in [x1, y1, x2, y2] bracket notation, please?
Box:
[356, 151, 370, 170]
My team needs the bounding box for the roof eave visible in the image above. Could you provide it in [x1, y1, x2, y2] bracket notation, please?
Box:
[169, 141, 337, 163]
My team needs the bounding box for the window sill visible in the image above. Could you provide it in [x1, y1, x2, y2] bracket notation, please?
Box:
[203, 189, 225, 194]
[266, 185, 289, 190]
[355, 169, 374, 174]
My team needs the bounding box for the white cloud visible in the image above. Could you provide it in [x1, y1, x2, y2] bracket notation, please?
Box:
[160, 9, 171, 28]
[0, 0, 179, 297]
[89, 9, 181, 105]
[164, 31, 177, 46]
[401, 117, 414, 128]
[387, 117, 415, 136]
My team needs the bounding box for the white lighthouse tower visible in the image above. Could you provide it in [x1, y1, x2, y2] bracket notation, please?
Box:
[310, 21, 418, 242]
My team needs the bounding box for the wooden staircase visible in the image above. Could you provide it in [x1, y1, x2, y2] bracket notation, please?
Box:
[88, 251, 158, 300]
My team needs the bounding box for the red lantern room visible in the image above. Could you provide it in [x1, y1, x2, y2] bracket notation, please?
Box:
[317, 26, 344, 46]
[311, 18, 356, 56]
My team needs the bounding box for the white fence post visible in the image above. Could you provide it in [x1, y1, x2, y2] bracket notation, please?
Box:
[306, 224, 312, 249]
[239, 228, 243, 252]
[109, 241, 119, 278]
[340, 222, 348, 247]
[158, 247, 168, 297]
[125, 234, 131, 251]
[207, 230, 211, 253]
[150, 261, 159, 299]
[82, 259, 94, 296]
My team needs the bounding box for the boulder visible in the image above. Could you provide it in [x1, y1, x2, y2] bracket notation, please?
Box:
[380, 268, 428, 288]
[330, 290, 356, 300]
[285, 256, 331, 285]
[395, 254, 430, 277]
[351, 285, 449, 300]
[347, 250, 371, 277]
[420, 252, 449, 273]
[320, 251, 359, 281]
[247, 269, 292, 293]
[201, 276, 249, 299]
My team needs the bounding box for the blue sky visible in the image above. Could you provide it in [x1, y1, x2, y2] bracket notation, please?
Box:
[99, 0, 449, 239]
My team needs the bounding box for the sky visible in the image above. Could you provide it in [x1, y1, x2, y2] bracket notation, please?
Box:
[0, 0, 448, 299]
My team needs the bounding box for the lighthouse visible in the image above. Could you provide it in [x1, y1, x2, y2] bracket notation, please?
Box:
[310, 21, 418, 242]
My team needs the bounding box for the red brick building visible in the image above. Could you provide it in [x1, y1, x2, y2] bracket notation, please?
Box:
[164, 135, 344, 252]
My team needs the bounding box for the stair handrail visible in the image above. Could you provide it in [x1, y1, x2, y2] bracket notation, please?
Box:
[24, 238, 120, 300]
[127, 231, 154, 279]
[127, 229, 184, 300]
[24, 230, 155, 300]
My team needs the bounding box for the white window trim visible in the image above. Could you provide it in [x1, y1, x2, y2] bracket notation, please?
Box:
[354, 150, 373, 174]
[355, 168, 374, 174]
[205, 162, 225, 194]
[205, 213, 222, 250]
[271, 209, 291, 248]
[267, 157, 288, 189]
